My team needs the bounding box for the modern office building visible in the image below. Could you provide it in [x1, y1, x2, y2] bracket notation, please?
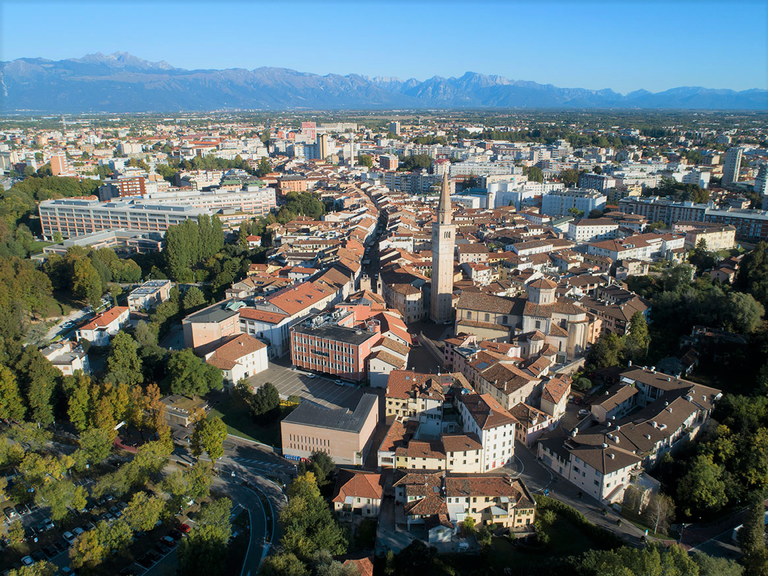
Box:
[281, 394, 379, 466]
[38, 197, 211, 240]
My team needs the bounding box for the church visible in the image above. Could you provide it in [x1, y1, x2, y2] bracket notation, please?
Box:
[430, 172, 455, 324]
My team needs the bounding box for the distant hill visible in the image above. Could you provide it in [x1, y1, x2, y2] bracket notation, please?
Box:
[1, 52, 766, 113]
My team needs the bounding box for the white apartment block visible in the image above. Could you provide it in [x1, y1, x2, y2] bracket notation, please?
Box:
[567, 218, 619, 243]
[457, 393, 517, 472]
[541, 189, 606, 217]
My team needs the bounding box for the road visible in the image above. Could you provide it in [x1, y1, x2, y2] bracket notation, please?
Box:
[509, 441, 647, 545]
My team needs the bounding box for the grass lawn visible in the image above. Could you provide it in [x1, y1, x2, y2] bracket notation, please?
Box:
[207, 395, 282, 447]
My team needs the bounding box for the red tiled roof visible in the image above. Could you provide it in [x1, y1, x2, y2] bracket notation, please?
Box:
[332, 470, 383, 503]
[79, 306, 129, 331]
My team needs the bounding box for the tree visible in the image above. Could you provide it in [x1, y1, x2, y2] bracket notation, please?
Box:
[124, 491, 166, 532]
[134, 320, 158, 348]
[280, 472, 347, 560]
[0, 365, 25, 420]
[588, 332, 625, 369]
[648, 220, 667, 231]
[78, 428, 113, 464]
[256, 157, 271, 178]
[462, 515, 476, 534]
[259, 552, 309, 576]
[643, 493, 675, 534]
[588, 209, 605, 219]
[527, 166, 544, 183]
[8, 519, 24, 546]
[567, 207, 585, 218]
[8, 561, 58, 576]
[593, 165, 603, 174]
[579, 543, 699, 576]
[735, 242, 768, 310]
[183, 286, 207, 311]
[297, 450, 336, 487]
[104, 332, 143, 386]
[168, 349, 223, 397]
[739, 496, 766, 558]
[677, 454, 728, 515]
[251, 382, 280, 418]
[72, 257, 103, 308]
[724, 291, 765, 334]
[624, 311, 651, 362]
[15, 347, 59, 425]
[191, 415, 228, 462]
[177, 498, 232, 576]
[37, 479, 87, 521]
[693, 553, 744, 576]
[357, 155, 373, 169]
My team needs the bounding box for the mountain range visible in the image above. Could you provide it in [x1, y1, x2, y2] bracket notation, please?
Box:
[1, 52, 766, 113]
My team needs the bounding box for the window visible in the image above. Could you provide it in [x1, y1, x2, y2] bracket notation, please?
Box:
[444, 231, 451, 239]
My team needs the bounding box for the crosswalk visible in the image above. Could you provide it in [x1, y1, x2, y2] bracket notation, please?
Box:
[229, 456, 296, 472]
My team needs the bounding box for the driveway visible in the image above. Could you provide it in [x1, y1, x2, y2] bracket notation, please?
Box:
[246, 363, 367, 410]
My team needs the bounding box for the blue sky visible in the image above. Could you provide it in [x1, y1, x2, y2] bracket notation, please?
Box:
[2, 1, 766, 93]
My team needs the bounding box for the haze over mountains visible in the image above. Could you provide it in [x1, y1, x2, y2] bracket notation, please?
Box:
[1, 52, 766, 113]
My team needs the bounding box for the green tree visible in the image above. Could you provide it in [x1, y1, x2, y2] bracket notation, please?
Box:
[37, 479, 87, 521]
[66, 373, 91, 432]
[256, 157, 271, 177]
[567, 207, 585, 218]
[527, 166, 544, 183]
[739, 495, 767, 559]
[693, 553, 744, 576]
[104, 332, 143, 386]
[8, 561, 58, 576]
[134, 320, 158, 348]
[588, 332, 625, 369]
[723, 292, 765, 334]
[280, 472, 347, 560]
[168, 348, 223, 396]
[677, 454, 728, 516]
[251, 382, 280, 418]
[579, 543, 699, 576]
[124, 491, 166, 532]
[735, 242, 768, 309]
[191, 415, 228, 462]
[8, 519, 24, 546]
[462, 515, 476, 534]
[72, 257, 103, 308]
[183, 286, 207, 311]
[78, 428, 113, 464]
[298, 450, 336, 487]
[178, 498, 233, 576]
[259, 552, 309, 576]
[15, 347, 59, 425]
[357, 155, 373, 169]
[0, 365, 25, 420]
[624, 311, 651, 362]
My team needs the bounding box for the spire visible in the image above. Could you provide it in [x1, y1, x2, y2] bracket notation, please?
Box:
[438, 172, 452, 225]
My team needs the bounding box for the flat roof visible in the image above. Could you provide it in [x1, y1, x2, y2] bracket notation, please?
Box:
[282, 393, 378, 433]
[293, 323, 379, 345]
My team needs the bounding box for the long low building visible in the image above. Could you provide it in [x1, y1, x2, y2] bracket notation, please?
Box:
[281, 393, 379, 466]
[38, 197, 211, 240]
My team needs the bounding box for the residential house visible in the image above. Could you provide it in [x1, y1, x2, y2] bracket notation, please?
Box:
[76, 306, 131, 346]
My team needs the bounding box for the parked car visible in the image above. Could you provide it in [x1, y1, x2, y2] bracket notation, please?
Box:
[31, 550, 46, 563]
[146, 550, 161, 563]
[334, 380, 345, 386]
[62, 531, 76, 545]
[84, 522, 96, 532]
[578, 408, 590, 417]
[161, 535, 177, 548]
[44, 518, 55, 531]
[155, 541, 170, 555]
[20, 556, 34, 567]
[168, 529, 183, 541]
[43, 545, 58, 559]
[178, 523, 191, 535]
[53, 540, 67, 553]
[3, 506, 18, 520]
[24, 527, 38, 543]
[73, 527, 85, 538]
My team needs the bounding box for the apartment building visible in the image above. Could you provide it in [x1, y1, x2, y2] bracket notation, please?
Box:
[567, 218, 619, 243]
[541, 189, 606, 217]
[127, 279, 172, 312]
[40, 340, 90, 376]
[456, 392, 517, 472]
[76, 306, 131, 346]
[290, 317, 381, 382]
[202, 333, 268, 387]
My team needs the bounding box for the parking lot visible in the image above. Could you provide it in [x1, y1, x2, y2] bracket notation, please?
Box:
[246, 362, 370, 410]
